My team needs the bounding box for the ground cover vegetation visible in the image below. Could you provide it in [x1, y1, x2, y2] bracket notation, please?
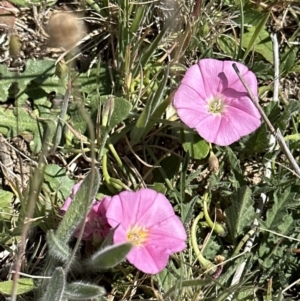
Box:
[0, 0, 300, 300]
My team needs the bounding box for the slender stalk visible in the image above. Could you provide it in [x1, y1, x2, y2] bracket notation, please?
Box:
[190, 210, 217, 275]
[202, 192, 226, 236]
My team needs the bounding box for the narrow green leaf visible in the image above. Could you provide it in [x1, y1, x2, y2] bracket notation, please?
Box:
[130, 6, 145, 33]
[164, 279, 211, 299]
[133, 9, 178, 77]
[225, 186, 255, 243]
[64, 282, 105, 300]
[47, 230, 71, 263]
[42, 267, 65, 301]
[86, 242, 133, 271]
[130, 67, 170, 145]
[0, 278, 35, 295]
[56, 168, 100, 242]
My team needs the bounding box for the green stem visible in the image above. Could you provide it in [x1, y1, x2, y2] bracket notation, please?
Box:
[202, 192, 226, 236]
[102, 154, 111, 184]
[108, 143, 123, 168]
[191, 211, 217, 275]
[109, 178, 131, 191]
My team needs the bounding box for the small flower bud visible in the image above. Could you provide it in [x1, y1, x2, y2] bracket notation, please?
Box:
[208, 151, 219, 173]
[56, 61, 69, 80]
[102, 97, 114, 127]
[9, 34, 21, 58]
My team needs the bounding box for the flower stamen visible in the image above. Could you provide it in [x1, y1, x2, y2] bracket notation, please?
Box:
[127, 225, 149, 247]
[208, 97, 225, 114]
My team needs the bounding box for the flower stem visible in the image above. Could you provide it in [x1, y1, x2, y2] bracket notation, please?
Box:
[108, 142, 123, 168]
[202, 192, 227, 236]
[102, 153, 111, 184]
[191, 210, 217, 275]
[102, 154, 129, 192]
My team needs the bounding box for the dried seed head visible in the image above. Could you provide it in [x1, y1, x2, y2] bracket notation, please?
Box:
[46, 11, 86, 50]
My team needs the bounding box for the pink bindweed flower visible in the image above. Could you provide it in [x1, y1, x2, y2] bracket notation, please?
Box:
[62, 183, 111, 241]
[173, 58, 261, 146]
[105, 189, 187, 274]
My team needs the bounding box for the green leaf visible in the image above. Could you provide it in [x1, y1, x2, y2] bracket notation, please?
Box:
[181, 196, 197, 225]
[0, 59, 64, 104]
[152, 182, 168, 194]
[225, 186, 255, 243]
[47, 230, 72, 263]
[280, 47, 297, 74]
[181, 131, 209, 160]
[104, 96, 132, 130]
[86, 242, 133, 270]
[0, 65, 14, 102]
[77, 66, 112, 96]
[43, 164, 75, 200]
[56, 168, 100, 242]
[0, 278, 35, 295]
[0, 189, 13, 221]
[217, 35, 237, 57]
[242, 12, 272, 63]
[225, 147, 245, 188]
[0, 107, 43, 152]
[278, 101, 300, 133]
[42, 267, 65, 301]
[242, 125, 270, 153]
[64, 282, 105, 300]
[261, 187, 298, 232]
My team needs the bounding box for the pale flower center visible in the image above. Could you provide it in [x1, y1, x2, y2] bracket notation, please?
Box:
[126, 225, 149, 247]
[207, 96, 225, 114]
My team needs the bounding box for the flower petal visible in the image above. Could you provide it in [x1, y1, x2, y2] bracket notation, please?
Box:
[126, 244, 170, 274]
[106, 189, 182, 229]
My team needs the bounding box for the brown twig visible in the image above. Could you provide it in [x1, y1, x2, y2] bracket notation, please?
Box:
[232, 63, 300, 177]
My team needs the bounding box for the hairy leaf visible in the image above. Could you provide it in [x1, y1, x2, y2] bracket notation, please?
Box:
[41, 267, 65, 301]
[56, 168, 100, 243]
[64, 282, 105, 300]
[86, 242, 133, 270]
[47, 230, 72, 263]
[225, 186, 255, 243]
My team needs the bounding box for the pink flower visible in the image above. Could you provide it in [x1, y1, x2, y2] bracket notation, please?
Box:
[173, 58, 261, 146]
[105, 189, 187, 274]
[62, 183, 111, 241]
